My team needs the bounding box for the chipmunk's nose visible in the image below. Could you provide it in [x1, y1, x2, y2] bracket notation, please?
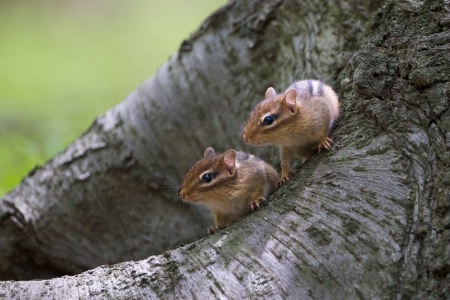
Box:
[241, 132, 248, 142]
[178, 188, 185, 199]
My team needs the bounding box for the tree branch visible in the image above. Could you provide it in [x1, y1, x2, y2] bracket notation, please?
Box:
[4, 0, 449, 299]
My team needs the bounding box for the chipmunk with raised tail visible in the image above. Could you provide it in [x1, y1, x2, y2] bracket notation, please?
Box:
[241, 80, 339, 184]
[178, 147, 279, 234]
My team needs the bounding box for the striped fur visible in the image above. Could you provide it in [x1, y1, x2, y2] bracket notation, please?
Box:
[241, 80, 339, 183]
[178, 147, 279, 233]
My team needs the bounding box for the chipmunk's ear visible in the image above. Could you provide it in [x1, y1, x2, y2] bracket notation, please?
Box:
[221, 149, 237, 175]
[265, 87, 276, 98]
[281, 89, 297, 113]
[204, 147, 215, 158]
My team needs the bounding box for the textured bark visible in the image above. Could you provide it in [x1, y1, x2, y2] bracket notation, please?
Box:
[0, 0, 378, 280]
[1, 0, 449, 299]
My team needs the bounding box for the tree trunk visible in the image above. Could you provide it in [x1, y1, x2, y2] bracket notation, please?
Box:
[1, 0, 449, 299]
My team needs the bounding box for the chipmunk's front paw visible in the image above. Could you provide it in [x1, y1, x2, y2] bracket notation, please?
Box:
[207, 225, 225, 234]
[278, 176, 290, 187]
[318, 137, 333, 152]
[279, 170, 296, 186]
[250, 197, 266, 211]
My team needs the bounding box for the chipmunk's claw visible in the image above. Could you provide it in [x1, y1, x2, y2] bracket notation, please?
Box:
[250, 197, 266, 211]
[318, 137, 333, 153]
[207, 225, 225, 234]
[279, 170, 297, 187]
[278, 175, 290, 187]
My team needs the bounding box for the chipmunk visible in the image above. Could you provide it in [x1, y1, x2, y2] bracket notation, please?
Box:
[241, 80, 339, 184]
[178, 147, 279, 234]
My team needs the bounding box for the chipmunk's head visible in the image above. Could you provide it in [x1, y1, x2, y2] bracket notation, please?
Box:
[241, 87, 299, 146]
[178, 147, 238, 205]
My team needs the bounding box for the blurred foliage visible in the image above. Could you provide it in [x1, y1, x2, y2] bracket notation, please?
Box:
[0, 0, 226, 196]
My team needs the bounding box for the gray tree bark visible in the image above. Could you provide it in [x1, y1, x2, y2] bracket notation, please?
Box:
[1, 0, 449, 299]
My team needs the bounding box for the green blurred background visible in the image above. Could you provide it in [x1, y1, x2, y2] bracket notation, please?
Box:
[0, 0, 226, 196]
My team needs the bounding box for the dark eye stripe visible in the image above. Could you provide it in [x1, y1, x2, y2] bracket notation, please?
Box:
[200, 171, 220, 183]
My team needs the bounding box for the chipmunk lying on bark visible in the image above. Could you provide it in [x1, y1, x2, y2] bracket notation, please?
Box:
[178, 147, 278, 234]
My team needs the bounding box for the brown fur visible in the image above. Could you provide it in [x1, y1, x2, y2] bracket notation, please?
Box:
[178, 147, 279, 233]
[241, 80, 339, 183]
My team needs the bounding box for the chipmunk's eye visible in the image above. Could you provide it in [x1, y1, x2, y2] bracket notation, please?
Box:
[262, 115, 275, 126]
[200, 172, 213, 183]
